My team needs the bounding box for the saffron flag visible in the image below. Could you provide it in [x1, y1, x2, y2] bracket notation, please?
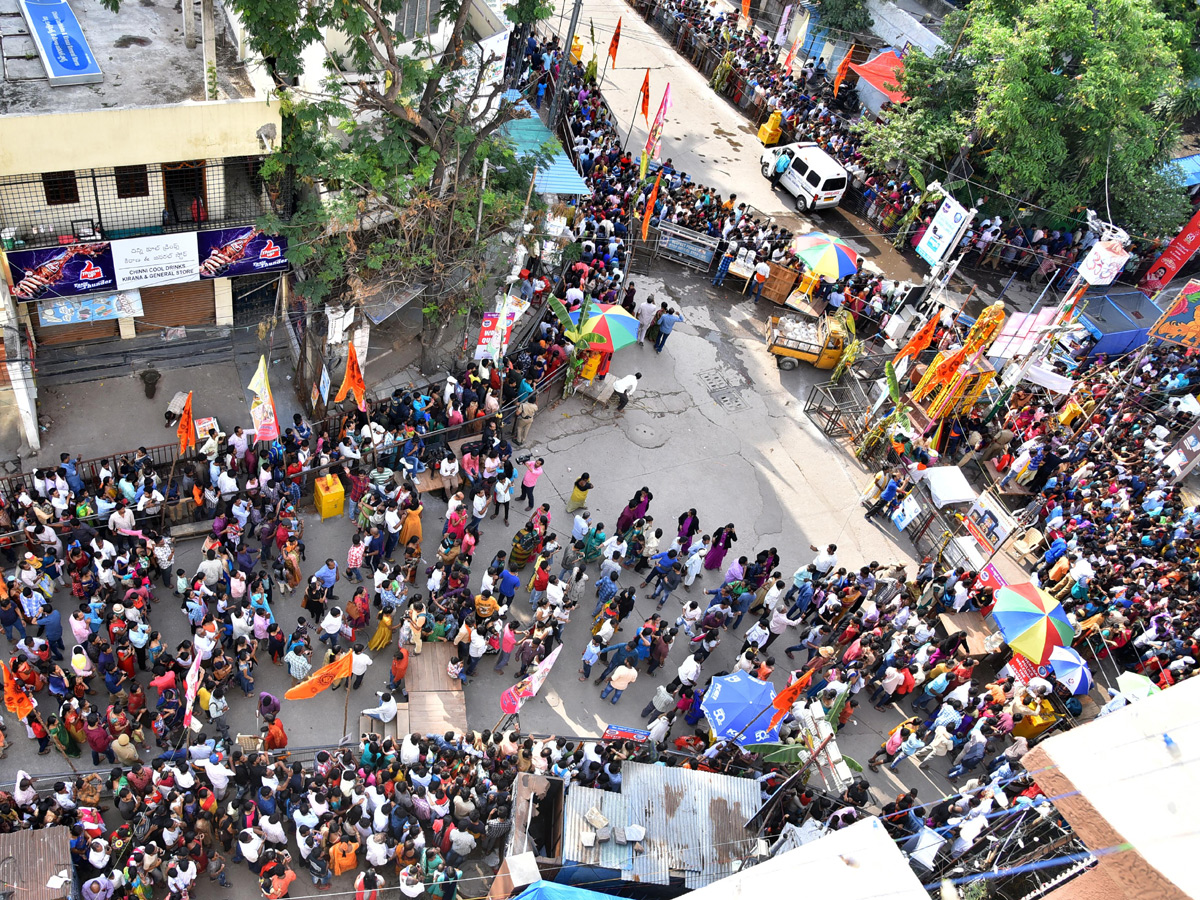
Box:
[644, 84, 672, 163]
[638, 69, 650, 123]
[334, 341, 367, 411]
[642, 173, 661, 242]
[768, 669, 813, 730]
[2, 661, 34, 720]
[285, 652, 354, 701]
[608, 17, 621, 66]
[176, 391, 196, 457]
[247, 355, 280, 442]
[500, 645, 562, 714]
[894, 312, 939, 365]
[833, 45, 855, 96]
[742, 0, 751, 21]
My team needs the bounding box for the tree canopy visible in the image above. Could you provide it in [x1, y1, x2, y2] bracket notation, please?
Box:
[857, 0, 1194, 233]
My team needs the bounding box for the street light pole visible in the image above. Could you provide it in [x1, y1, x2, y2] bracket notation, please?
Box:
[547, 0, 584, 129]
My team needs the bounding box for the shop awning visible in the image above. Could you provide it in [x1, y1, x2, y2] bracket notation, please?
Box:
[849, 51, 908, 103]
[919, 465, 977, 508]
[499, 91, 591, 196]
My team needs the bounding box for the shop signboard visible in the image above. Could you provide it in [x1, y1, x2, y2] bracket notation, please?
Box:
[5, 242, 116, 299]
[19, 0, 103, 85]
[112, 233, 200, 290]
[37, 289, 142, 327]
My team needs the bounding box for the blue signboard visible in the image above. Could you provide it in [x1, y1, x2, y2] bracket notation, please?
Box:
[37, 290, 143, 327]
[19, 0, 104, 86]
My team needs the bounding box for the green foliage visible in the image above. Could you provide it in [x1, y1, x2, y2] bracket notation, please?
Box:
[505, 0, 555, 26]
[1108, 165, 1192, 235]
[859, 0, 1190, 230]
[815, 0, 873, 36]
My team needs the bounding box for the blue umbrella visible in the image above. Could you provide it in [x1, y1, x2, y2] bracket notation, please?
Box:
[1048, 646, 1092, 696]
[699, 672, 780, 745]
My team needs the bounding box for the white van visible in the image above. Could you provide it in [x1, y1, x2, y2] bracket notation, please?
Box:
[760, 142, 849, 211]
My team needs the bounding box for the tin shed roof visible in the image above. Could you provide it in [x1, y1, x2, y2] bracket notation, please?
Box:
[562, 785, 634, 872]
[499, 91, 591, 196]
[0, 825, 73, 900]
[621, 762, 762, 889]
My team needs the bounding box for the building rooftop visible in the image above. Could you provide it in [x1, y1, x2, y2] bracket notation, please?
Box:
[0, 0, 253, 116]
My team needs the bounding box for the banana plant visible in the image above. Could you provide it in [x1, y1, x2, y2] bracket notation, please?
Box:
[548, 294, 608, 397]
[856, 360, 913, 462]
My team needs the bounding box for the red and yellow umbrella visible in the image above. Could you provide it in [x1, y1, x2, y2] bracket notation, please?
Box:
[990, 582, 1074, 665]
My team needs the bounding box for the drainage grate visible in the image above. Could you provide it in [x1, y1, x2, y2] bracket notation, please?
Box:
[697, 368, 731, 392]
[713, 391, 749, 412]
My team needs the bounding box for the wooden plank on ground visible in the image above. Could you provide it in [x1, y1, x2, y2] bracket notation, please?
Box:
[938, 611, 997, 657]
[408, 690, 469, 735]
[407, 642, 462, 693]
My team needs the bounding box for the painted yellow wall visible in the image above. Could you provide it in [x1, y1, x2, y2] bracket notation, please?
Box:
[0, 99, 282, 178]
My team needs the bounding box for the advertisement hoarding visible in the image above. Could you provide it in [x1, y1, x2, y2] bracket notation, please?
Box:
[915, 196, 969, 268]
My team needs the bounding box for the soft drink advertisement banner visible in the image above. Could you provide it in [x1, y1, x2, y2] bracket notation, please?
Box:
[197, 227, 289, 279]
[5, 242, 117, 300]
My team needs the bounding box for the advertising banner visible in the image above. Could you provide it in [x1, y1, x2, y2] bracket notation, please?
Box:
[112, 234, 200, 290]
[602, 724, 651, 742]
[1139, 206, 1200, 295]
[37, 289, 142, 327]
[247, 355, 280, 443]
[963, 492, 1015, 555]
[6, 242, 116, 299]
[197, 227, 288, 279]
[1077, 239, 1130, 286]
[644, 84, 672, 163]
[1148, 279, 1200, 349]
[500, 645, 562, 714]
[474, 307, 517, 361]
[916, 196, 969, 268]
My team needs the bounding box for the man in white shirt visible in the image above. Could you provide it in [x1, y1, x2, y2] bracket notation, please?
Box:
[751, 259, 771, 303]
[810, 543, 838, 576]
[611, 371, 640, 412]
[363, 691, 397, 723]
[635, 298, 659, 345]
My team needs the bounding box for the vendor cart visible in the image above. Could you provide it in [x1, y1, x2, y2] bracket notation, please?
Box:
[766, 314, 847, 370]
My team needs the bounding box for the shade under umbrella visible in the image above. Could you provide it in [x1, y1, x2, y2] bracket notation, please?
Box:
[700, 672, 780, 745]
[990, 582, 1074, 665]
[1048, 646, 1092, 696]
[1116, 671, 1160, 701]
[790, 232, 860, 280]
[567, 303, 639, 353]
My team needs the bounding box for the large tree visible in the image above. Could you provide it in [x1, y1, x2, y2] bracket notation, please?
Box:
[231, 0, 554, 368]
[858, 0, 1191, 232]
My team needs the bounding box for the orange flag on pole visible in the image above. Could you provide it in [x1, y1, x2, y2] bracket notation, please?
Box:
[742, 0, 751, 21]
[638, 69, 651, 123]
[768, 669, 814, 730]
[2, 661, 34, 720]
[608, 17, 621, 66]
[894, 312, 939, 365]
[833, 45, 855, 96]
[176, 391, 196, 457]
[284, 652, 354, 701]
[334, 342, 367, 411]
[642, 173, 661, 242]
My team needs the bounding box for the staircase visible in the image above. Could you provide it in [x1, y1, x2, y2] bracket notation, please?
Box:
[34, 329, 235, 389]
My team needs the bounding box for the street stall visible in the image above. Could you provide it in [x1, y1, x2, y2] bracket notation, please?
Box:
[1075, 289, 1168, 356]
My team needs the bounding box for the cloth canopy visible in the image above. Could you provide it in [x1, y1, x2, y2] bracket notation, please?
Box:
[849, 51, 907, 103]
[920, 465, 976, 508]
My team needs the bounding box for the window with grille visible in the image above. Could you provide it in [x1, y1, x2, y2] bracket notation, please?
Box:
[395, 0, 436, 41]
[114, 165, 150, 199]
[42, 171, 80, 206]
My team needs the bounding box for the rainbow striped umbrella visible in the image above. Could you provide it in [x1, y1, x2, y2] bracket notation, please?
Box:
[567, 303, 639, 352]
[790, 232, 860, 280]
[990, 582, 1074, 665]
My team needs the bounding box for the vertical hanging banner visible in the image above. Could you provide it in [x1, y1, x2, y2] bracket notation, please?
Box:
[644, 84, 673, 164]
[774, 5, 793, 44]
[334, 341, 367, 411]
[177, 392, 196, 456]
[1139, 205, 1200, 295]
[247, 355, 280, 442]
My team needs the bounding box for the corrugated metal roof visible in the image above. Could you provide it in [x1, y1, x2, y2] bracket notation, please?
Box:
[498, 93, 591, 196]
[0, 825, 73, 900]
[621, 762, 762, 889]
[562, 785, 634, 872]
[1164, 154, 1200, 188]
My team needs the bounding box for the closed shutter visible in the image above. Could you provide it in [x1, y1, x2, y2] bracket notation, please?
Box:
[30, 311, 119, 346]
[136, 281, 216, 334]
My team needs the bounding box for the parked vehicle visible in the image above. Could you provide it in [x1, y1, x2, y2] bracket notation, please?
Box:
[760, 142, 849, 211]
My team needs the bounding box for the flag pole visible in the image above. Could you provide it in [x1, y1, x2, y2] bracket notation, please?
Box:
[599, 53, 610, 90]
[343, 671, 351, 737]
[622, 99, 639, 154]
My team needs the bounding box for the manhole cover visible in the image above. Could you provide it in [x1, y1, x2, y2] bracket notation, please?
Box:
[713, 391, 748, 412]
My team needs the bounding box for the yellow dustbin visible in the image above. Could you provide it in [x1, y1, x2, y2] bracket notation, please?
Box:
[570, 36, 583, 65]
[314, 474, 344, 519]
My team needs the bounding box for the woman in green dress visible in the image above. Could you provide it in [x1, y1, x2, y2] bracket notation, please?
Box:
[510, 523, 539, 570]
[47, 714, 80, 757]
[581, 522, 607, 564]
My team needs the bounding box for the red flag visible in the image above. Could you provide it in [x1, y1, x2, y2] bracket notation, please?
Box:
[784, 35, 801, 74]
[176, 391, 195, 457]
[642, 173, 661, 242]
[608, 17, 621, 66]
[334, 341, 367, 411]
[768, 669, 813, 730]
[638, 69, 651, 123]
[833, 45, 855, 96]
